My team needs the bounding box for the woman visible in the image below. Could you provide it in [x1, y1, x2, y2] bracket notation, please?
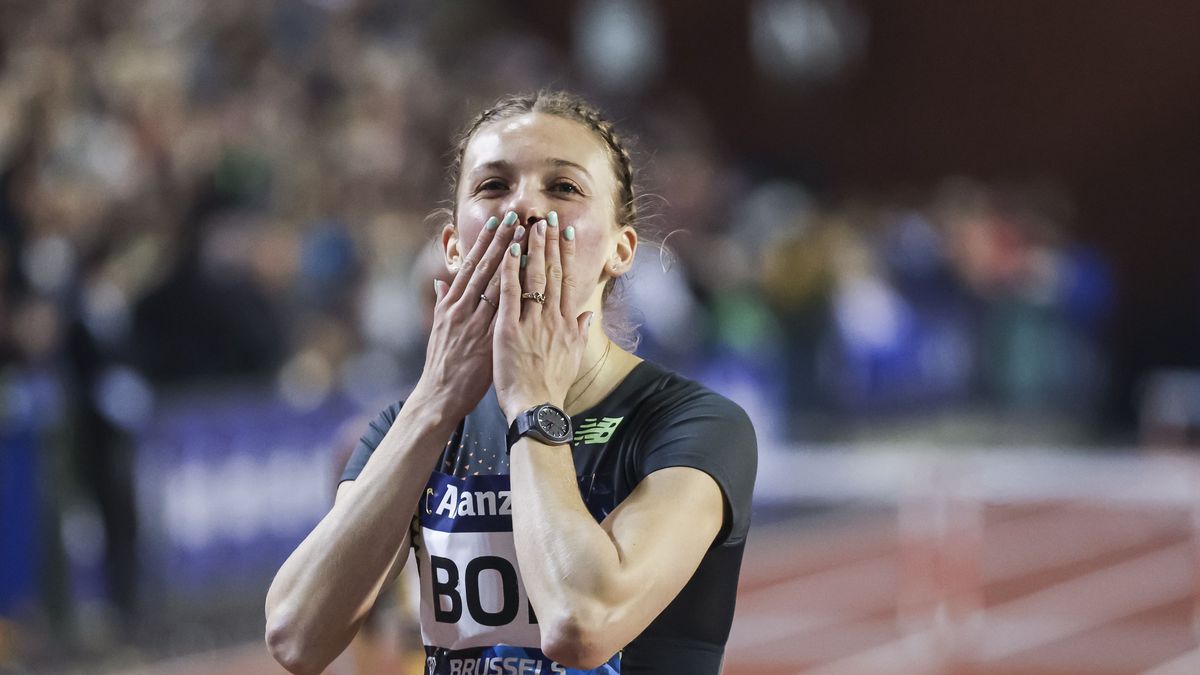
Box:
[266, 91, 757, 674]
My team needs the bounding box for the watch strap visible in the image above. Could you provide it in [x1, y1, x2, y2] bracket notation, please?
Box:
[506, 403, 572, 451]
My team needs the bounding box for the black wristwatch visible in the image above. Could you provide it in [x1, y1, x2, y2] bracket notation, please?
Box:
[506, 403, 573, 451]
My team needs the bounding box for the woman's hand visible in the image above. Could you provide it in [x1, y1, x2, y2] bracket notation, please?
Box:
[413, 212, 522, 421]
[494, 214, 592, 422]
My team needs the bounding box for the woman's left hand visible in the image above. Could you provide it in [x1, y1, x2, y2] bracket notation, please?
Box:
[493, 215, 592, 422]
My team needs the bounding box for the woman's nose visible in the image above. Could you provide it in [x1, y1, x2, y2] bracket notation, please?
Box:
[506, 183, 547, 225]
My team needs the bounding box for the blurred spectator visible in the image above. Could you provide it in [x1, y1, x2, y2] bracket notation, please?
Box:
[0, 0, 1119, 669]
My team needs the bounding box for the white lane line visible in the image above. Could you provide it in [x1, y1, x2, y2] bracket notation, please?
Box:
[985, 507, 1183, 582]
[734, 505, 1182, 632]
[735, 506, 1063, 617]
[725, 619, 1194, 673]
[738, 516, 896, 586]
[993, 621, 1197, 674]
[759, 543, 1193, 673]
[726, 613, 819, 653]
[973, 542, 1192, 661]
[1141, 647, 1200, 675]
[732, 504, 1186, 659]
[736, 556, 896, 611]
[728, 557, 896, 651]
[727, 618, 906, 669]
[788, 627, 945, 675]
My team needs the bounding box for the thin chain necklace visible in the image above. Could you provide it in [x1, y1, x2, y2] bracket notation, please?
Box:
[566, 340, 612, 411]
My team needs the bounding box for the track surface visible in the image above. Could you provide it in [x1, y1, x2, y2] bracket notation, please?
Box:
[725, 503, 1200, 675]
[114, 498, 1200, 674]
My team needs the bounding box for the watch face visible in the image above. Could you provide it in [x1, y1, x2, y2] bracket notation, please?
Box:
[536, 406, 571, 441]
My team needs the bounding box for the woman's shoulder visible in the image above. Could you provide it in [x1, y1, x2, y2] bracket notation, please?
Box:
[351, 398, 409, 451]
[379, 398, 406, 420]
[628, 360, 754, 431]
[366, 398, 406, 431]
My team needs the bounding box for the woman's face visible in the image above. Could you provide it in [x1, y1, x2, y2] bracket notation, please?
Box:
[448, 112, 634, 312]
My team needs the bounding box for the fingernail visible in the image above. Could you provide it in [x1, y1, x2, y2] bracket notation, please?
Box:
[548, 211, 559, 227]
[484, 216, 499, 231]
[433, 279, 440, 295]
[586, 313, 594, 330]
[501, 211, 518, 227]
[509, 243, 520, 257]
[537, 221, 546, 235]
[564, 226, 575, 241]
[514, 225, 526, 241]
[520, 254, 528, 269]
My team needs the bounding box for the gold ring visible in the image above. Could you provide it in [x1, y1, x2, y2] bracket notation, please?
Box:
[521, 291, 546, 305]
[480, 293, 498, 309]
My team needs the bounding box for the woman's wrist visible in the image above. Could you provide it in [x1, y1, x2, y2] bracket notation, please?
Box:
[407, 378, 468, 430]
[500, 393, 562, 425]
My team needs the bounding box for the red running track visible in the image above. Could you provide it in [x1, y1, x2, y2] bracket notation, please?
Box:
[725, 503, 1200, 675]
[111, 500, 1200, 674]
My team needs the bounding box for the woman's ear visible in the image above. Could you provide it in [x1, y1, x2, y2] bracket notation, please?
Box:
[441, 223, 461, 272]
[607, 225, 638, 276]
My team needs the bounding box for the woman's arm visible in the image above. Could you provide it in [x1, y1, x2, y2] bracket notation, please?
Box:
[508, 444, 724, 668]
[264, 396, 457, 674]
[265, 213, 521, 674]
[492, 218, 728, 668]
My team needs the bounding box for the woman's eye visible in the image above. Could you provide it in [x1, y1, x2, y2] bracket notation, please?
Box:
[551, 181, 581, 194]
[479, 180, 506, 192]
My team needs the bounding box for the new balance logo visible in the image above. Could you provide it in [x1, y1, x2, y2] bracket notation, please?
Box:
[575, 417, 624, 445]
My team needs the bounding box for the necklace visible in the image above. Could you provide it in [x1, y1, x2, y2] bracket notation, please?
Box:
[566, 340, 612, 411]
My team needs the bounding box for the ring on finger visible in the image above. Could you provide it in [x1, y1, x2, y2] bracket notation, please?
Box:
[520, 291, 546, 305]
[480, 293, 498, 309]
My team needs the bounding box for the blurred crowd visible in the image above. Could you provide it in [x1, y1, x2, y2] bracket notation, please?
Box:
[0, 0, 1114, 666]
[0, 0, 1113, 432]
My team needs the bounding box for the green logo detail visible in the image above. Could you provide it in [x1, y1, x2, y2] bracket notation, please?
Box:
[575, 416, 625, 445]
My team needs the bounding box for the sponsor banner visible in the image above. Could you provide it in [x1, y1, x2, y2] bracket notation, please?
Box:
[420, 473, 515, 533]
[423, 644, 620, 675]
[133, 389, 356, 595]
[418, 471, 617, 535]
[0, 423, 38, 614]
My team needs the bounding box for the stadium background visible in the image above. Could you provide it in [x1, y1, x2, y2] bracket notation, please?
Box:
[1, 1, 1199, 673]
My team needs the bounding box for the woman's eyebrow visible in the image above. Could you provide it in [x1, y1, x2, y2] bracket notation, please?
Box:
[470, 158, 591, 178]
[470, 160, 514, 177]
[547, 158, 592, 178]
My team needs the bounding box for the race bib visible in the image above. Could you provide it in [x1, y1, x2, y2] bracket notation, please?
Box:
[417, 471, 620, 674]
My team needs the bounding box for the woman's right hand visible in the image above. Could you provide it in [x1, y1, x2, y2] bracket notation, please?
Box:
[412, 211, 522, 421]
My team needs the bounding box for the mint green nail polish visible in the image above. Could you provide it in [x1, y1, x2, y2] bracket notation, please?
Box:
[564, 226, 575, 241]
[537, 221, 546, 235]
[509, 243, 520, 256]
[548, 211, 559, 227]
[514, 225, 525, 241]
[501, 211, 518, 227]
[484, 216, 499, 230]
[520, 254, 528, 269]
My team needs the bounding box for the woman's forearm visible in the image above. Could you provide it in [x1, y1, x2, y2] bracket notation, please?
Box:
[508, 439, 626, 666]
[264, 387, 457, 674]
[509, 441, 726, 670]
